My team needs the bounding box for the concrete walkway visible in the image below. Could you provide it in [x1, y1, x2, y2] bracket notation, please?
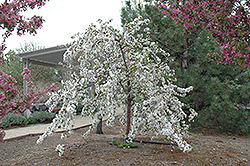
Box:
[4, 108, 124, 141]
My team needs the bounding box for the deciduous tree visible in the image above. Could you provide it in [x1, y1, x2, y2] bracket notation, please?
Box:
[0, 0, 51, 141]
[0, 64, 57, 142]
[37, 18, 197, 156]
[0, 0, 49, 54]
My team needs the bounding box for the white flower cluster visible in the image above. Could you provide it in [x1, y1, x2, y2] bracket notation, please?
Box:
[37, 17, 197, 155]
[55, 144, 65, 157]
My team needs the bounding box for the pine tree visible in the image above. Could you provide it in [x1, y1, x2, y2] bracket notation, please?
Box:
[121, 0, 250, 135]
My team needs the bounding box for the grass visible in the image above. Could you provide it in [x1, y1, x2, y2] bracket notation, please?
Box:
[112, 139, 139, 148]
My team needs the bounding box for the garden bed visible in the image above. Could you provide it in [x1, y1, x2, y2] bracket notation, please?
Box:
[0, 116, 249, 166]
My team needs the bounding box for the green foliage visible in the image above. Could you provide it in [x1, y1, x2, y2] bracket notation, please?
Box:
[191, 146, 197, 152]
[76, 104, 99, 116]
[112, 139, 119, 145]
[76, 105, 84, 114]
[26, 117, 38, 124]
[121, 0, 219, 62]
[187, 131, 203, 137]
[152, 149, 164, 154]
[0, 112, 56, 129]
[1, 41, 62, 97]
[112, 139, 138, 148]
[0, 114, 27, 128]
[31, 111, 56, 123]
[182, 59, 250, 135]
[0, 50, 23, 91]
[121, 0, 250, 135]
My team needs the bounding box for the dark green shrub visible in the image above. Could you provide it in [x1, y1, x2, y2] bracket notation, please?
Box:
[174, 58, 250, 135]
[0, 114, 27, 128]
[0, 112, 56, 129]
[26, 117, 38, 124]
[32, 111, 56, 123]
[216, 107, 250, 135]
[192, 106, 250, 135]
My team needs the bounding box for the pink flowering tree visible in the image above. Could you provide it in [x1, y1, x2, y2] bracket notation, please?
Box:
[0, 61, 57, 142]
[0, 0, 50, 142]
[158, 0, 250, 67]
[0, 0, 49, 54]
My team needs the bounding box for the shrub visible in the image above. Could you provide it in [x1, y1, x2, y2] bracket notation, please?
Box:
[112, 139, 138, 148]
[26, 117, 38, 124]
[32, 111, 56, 123]
[174, 58, 250, 136]
[0, 114, 27, 128]
[0, 111, 56, 129]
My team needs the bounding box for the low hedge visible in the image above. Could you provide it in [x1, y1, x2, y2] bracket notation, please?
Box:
[0, 111, 56, 129]
[0, 114, 27, 128]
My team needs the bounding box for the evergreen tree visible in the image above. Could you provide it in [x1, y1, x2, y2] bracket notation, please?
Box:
[121, 0, 220, 68]
[121, 0, 250, 135]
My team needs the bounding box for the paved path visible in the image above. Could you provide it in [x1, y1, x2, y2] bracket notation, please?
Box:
[4, 108, 124, 141]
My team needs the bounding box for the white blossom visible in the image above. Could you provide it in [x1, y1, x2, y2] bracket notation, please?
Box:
[38, 18, 197, 155]
[55, 144, 65, 157]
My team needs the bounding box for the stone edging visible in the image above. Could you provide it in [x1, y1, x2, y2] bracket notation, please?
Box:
[3, 123, 92, 142]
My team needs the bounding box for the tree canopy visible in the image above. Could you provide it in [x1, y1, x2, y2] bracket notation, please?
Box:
[121, 0, 250, 135]
[0, 0, 49, 54]
[158, 0, 250, 67]
[37, 18, 197, 156]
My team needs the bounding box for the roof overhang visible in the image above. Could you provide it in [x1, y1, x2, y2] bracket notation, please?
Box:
[18, 46, 68, 68]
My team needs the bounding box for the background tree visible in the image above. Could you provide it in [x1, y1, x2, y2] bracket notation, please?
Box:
[0, 41, 61, 102]
[121, 0, 220, 69]
[121, 0, 250, 135]
[0, 0, 49, 141]
[17, 41, 62, 99]
[37, 18, 197, 156]
[158, 0, 250, 67]
[0, 50, 23, 91]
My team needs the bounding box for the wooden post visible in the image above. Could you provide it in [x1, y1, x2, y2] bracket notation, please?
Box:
[22, 58, 29, 94]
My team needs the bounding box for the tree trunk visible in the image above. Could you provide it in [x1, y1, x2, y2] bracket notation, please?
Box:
[89, 84, 103, 134]
[182, 39, 189, 70]
[126, 94, 132, 139]
[96, 114, 103, 134]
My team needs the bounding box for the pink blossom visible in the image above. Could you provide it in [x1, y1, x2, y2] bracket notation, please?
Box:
[0, 61, 57, 141]
[158, 0, 250, 67]
[0, 0, 49, 54]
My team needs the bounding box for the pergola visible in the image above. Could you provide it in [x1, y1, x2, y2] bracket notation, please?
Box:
[18, 46, 67, 93]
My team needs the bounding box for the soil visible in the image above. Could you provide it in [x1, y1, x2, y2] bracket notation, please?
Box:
[0, 116, 249, 166]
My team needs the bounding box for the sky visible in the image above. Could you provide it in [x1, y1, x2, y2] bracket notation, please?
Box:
[3, 0, 124, 53]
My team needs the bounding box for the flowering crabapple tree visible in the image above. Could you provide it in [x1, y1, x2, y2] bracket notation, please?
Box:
[0, 62, 57, 142]
[158, 0, 250, 67]
[0, 0, 50, 141]
[0, 0, 49, 54]
[37, 18, 197, 156]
